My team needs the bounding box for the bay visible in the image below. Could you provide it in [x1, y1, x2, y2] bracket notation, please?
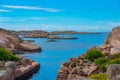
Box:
[21, 33, 108, 80]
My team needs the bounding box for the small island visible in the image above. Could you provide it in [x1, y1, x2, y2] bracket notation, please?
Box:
[46, 36, 78, 39]
[16, 30, 101, 39]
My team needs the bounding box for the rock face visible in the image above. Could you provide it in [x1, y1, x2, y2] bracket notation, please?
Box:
[57, 26, 120, 80]
[0, 58, 40, 80]
[57, 56, 98, 80]
[0, 28, 41, 51]
[107, 64, 120, 80]
[19, 41, 40, 51]
[99, 26, 120, 55]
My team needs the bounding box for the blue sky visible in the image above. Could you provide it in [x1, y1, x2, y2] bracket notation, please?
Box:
[0, 0, 120, 32]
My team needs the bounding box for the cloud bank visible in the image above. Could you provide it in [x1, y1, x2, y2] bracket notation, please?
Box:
[1, 5, 61, 12]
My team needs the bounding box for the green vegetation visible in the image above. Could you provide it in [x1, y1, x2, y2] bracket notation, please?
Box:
[71, 62, 76, 68]
[94, 58, 109, 65]
[20, 38, 24, 43]
[85, 48, 104, 61]
[0, 48, 20, 61]
[99, 63, 107, 72]
[113, 53, 120, 58]
[88, 73, 107, 80]
[100, 58, 120, 72]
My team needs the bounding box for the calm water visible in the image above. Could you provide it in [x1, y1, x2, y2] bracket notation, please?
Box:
[21, 33, 108, 80]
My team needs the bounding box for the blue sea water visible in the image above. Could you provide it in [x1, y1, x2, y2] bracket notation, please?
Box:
[20, 33, 108, 80]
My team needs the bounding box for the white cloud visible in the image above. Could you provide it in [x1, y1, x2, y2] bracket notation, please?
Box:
[0, 9, 11, 12]
[1, 5, 61, 12]
[108, 22, 120, 26]
[0, 17, 46, 22]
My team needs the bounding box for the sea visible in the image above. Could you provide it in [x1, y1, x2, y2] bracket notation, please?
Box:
[20, 33, 108, 80]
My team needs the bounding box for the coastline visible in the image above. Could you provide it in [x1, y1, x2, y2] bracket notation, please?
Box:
[56, 26, 120, 80]
[15, 62, 40, 80]
[0, 28, 41, 80]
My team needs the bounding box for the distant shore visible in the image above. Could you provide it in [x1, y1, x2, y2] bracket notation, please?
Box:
[12, 30, 105, 39]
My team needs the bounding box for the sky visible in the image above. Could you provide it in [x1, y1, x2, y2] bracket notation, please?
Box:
[0, 0, 120, 32]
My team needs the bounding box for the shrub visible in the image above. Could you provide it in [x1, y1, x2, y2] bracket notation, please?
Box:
[94, 58, 109, 65]
[99, 63, 108, 72]
[100, 58, 120, 72]
[88, 73, 107, 80]
[0, 48, 20, 61]
[108, 58, 120, 64]
[113, 53, 120, 58]
[85, 48, 104, 61]
[71, 62, 76, 68]
[20, 38, 24, 43]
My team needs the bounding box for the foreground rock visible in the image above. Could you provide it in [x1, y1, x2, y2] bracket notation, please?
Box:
[57, 56, 98, 80]
[0, 28, 41, 52]
[19, 41, 40, 51]
[99, 26, 120, 55]
[107, 64, 120, 80]
[57, 26, 120, 80]
[0, 58, 40, 80]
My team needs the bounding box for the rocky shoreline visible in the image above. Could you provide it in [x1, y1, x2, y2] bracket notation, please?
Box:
[0, 28, 41, 52]
[0, 28, 41, 80]
[16, 30, 101, 39]
[0, 57, 40, 80]
[57, 55, 98, 80]
[57, 26, 120, 80]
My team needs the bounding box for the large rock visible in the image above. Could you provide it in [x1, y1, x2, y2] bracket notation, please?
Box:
[0, 32, 19, 49]
[5, 61, 16, 69]
[0, 58, 40, 80]
[0, 28, 41, 51]
[107, 64, 120, 80]
[19, 41, 41, 51]
[99, 26, 120, 55]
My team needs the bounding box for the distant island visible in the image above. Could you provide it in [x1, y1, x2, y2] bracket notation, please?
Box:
[14, 30, 102, 39]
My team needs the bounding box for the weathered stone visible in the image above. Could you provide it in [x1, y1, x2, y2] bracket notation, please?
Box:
[99, 26, 120, 55]
[0, 61, 5, 67]
[5, 61, 16, 69]
[19, 41, 41, 51]
[63, 62, 69, 67]
[110, 48, 120, 55]
[107, 64, 120, 80]
[0, 29, 41, 51]
[82, 68, 89, 76]
[70, 68, 77, 74]
[88, 65, 98, 76]
[116, 74, 120, 80]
